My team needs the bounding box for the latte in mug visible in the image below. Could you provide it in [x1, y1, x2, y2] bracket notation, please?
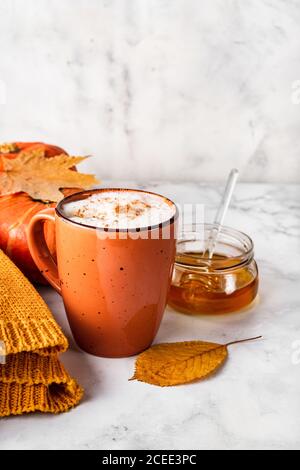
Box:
[62, 190, 176, 230]
[27, 188, 178, 357]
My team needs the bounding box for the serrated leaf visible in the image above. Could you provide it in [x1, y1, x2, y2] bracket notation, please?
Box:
[0, 149, 99, 202]
[130, 337, 262, 386]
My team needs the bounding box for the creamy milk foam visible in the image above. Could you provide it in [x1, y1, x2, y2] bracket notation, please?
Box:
[62, 190, 176, 229]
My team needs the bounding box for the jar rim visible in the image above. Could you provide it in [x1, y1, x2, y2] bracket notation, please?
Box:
[176, 223, 254, 272]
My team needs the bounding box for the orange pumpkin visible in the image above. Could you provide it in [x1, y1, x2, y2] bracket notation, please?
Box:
[0, 142, 77, 284]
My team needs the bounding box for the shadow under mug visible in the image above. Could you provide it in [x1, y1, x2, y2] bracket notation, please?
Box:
[27, 189, 178, 358]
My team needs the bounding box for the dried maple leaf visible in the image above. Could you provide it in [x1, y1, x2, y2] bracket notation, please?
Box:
[0, 143, 19, 154]
[130, 336, 262, 386]
[0, 149, 99, 202]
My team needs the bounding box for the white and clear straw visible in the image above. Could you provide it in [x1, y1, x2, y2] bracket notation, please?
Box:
[204, 168, 239, 259]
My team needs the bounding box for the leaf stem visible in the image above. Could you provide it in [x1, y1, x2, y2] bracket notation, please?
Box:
[226, 336, 262, 347]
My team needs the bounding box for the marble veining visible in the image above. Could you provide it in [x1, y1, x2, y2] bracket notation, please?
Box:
[0, 0, 299, 182]
[1, 182, 299, 450]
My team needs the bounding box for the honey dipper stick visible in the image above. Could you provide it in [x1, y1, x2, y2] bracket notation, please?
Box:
[204, 168, 239, 259]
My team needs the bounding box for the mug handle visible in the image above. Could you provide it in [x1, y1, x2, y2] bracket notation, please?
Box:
[27, 207, 61, 294]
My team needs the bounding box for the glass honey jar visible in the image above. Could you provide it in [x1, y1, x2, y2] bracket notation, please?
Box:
[168, 224, 259, 315]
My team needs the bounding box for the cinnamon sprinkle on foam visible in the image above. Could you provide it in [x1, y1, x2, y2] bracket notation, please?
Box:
[62, 191, 175, 229]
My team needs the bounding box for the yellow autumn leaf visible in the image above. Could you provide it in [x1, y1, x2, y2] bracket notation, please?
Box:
[0, 149, 99, 202]
[130, 337, 262, 386]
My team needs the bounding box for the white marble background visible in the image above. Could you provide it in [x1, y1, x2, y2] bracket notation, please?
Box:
[0, 0, 299, 182]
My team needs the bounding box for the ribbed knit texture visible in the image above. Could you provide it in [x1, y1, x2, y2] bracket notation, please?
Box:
[0, 249, 83, 417]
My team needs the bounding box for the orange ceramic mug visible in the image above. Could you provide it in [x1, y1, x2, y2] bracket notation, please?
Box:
[27, 189, 178, 357]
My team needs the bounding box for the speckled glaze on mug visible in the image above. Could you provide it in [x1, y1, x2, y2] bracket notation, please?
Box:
[27, 189, 178, 357]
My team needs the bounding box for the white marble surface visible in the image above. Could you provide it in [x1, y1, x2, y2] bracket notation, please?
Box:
[1, 181, 300, 450]
[0, 0, 300, 182]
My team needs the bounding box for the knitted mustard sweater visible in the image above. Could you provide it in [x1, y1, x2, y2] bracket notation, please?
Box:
[0, 249, 83, 417]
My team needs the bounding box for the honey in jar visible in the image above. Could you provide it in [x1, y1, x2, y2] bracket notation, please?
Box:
[168, 225, 259, 315]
